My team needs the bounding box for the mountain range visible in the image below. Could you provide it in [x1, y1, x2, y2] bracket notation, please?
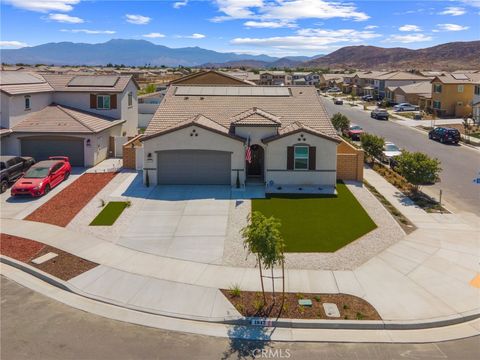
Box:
[1, 39, 479, 70]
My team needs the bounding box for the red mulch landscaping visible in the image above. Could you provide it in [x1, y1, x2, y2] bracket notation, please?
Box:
[0, 233, 45, 262]
[25, 172, 117, 227]
[221, 290, 381, 320]
[1, 233, 98, 280]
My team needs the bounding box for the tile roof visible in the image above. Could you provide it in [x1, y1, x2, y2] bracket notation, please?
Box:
[263, 121, 341, 144]
[376, 71, 428, 81]
[230, 108, 281, 126]
[0, 72, 54, 95]
[42, 74, 137, 92]
[393, 81, 432, 96]
[12, 104, 124, 134]
[432, 73, 480, 84]
[145, 85, 339, 141]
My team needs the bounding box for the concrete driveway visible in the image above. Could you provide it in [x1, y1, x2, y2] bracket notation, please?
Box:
[0, 167, 85, 220]
[117, 185, 231, 264]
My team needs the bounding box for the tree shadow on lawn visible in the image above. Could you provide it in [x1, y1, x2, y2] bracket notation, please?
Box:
[221, 324, 275, 360]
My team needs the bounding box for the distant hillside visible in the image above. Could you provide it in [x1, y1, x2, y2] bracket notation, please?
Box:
[0, 39, 278, 67]
[202, 55, 323, 69]
[303, 41, 480, 70]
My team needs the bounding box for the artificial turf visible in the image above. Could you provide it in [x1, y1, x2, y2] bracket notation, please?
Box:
[252, 182, 377, 252]
[89, 201, 129, 226]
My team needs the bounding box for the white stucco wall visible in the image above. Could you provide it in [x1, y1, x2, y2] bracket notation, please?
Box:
[265, 132, 338, 186]
[234, 126, 277, 144]
[3, 92, 53, 128]
[142, 125, 245, 186]
[119, 81, 139, 136]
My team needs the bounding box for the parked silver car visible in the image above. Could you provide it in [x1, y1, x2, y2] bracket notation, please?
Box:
[393, 103, 417, 112]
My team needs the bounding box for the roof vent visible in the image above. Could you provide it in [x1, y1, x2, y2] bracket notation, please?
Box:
[200, 97, 204, 100]
[184, 96, 189, 100]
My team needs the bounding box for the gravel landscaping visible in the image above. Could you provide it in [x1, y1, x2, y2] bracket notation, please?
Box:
[223, 181, 406, 270]
[25, 173, 117, 227]
[221, 289, 381, 320]
[0, 233, 98, 280]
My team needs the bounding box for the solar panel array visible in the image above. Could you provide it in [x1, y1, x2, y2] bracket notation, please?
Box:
[0, 72, 45, 85]
[174, 86, 291, 97]
[67, 76, 119, 87]
[452, 73, 469, 80]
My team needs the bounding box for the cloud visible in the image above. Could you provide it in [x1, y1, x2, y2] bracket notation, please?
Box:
[3, 0, 79, 12]
[47, 13, 84, 23]
[143, 32, 166, 38]
[177, 33, 206, 39]
[173, 0, 188, 8]
[385, 33, 432, 43]
[231, 28, 381, 51]
[399, 24, 421, 32]
[364, 25, 378, 30]
[0, 40, 28, 48]
[434, 23, 469, 32]
[439, 7, 466, 16]
[212, 0, 369, 23]
[244, 20, 296, 28]
[60, 29, 116, 34]
[125, 14, 151, 25]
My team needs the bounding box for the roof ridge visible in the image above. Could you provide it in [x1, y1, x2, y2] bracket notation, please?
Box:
[56, 104, 96, 132]
[192, 114, 230, 130]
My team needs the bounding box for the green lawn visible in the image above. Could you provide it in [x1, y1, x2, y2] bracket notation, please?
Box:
[252, 182, 377, 252]
[90, 201, 129, 226]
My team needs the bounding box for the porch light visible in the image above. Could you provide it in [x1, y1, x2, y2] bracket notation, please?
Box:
[86, 139, 91, 147]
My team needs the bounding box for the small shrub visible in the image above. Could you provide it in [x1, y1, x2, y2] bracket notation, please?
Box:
[314, 295, 321, 302]
[125, 200, 132, 208]
[344, 315, 349, 320]
[356, 312, 364, 320]
[343, 304, 349, 310]
[282, 302, 289, 312]
[237, 303, 245, 313]
[253, 299, 264, 312]
[298, 306, 305, 315]
[229, 284, 241, 298]
[295, 293, 304, 299]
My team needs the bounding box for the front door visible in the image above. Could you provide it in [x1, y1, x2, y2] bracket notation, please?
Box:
[246, 144, 264, 179]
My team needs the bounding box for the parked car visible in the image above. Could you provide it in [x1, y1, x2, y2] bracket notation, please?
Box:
[393, 103, 417, 112]
[380, 142, 402, 163]
[362, 95, 374, 102]
[11, 156, 71, 197]
[428, 127, 461, 144]
[370, 108, 389, 120]
[326, 87, 341, 93]
[333, 98, 344, 105]
[343, 124, 364, 140]
[0, 156, 35, 194]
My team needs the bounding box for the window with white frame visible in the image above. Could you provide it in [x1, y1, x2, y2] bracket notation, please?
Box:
[97, 95, 111, 110]
[128, 92, 133, 107]
[24, 95, 31, 110]
[457, 85, 464, 93]
[294, 146, 309, 170]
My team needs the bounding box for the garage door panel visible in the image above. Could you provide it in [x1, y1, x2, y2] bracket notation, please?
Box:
[21, 138, 84, 166]
[157, 150, 231, 185]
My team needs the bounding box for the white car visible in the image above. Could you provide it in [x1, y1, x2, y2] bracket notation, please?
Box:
[381, 142, 402, 163]
[393, 103, 417, 112]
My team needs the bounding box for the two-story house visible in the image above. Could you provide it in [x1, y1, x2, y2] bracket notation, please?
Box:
[373, 71, 429, 99]
[473, 80, 480, 124]
[259, 71, 293, 86]
[0, 72, 139, 166]
[431, 73, 480, 118]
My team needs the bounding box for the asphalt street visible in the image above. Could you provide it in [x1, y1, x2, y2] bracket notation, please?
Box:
[321, 98, 480, 213]
[1, 277, 479, 360]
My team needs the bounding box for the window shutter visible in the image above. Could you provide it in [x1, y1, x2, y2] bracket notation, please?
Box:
[110, 94, 117, 109]
[309, 147, 316, 170]
[287, 146, 294, 170]
[90, 94, 97, 108]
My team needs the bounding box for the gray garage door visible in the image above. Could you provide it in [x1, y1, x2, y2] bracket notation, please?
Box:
[157, 150, 231, 185]
[21, 137, 85, 166]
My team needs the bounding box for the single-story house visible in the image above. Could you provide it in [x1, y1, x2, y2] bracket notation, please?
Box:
[141, 86, 343, 188]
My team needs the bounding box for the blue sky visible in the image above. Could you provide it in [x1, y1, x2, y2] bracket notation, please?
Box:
[1, 0, 479, 56]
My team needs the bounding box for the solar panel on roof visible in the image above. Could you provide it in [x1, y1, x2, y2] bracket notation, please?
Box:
[174, 86, 290, 97]
[452, 74, 469, 80]
[0, 72, 45, 85]
[67, 76, 119, 87]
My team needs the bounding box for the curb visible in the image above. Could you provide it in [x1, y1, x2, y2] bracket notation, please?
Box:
[2, 256, 479, 332]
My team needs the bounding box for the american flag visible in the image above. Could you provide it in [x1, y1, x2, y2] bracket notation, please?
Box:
[245, 137, 252, 164]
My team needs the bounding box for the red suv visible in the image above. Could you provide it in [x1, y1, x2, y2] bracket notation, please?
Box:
[11, 156, 71, 197]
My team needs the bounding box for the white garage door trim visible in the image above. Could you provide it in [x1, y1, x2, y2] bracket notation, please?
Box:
[157, 150, 231, 185]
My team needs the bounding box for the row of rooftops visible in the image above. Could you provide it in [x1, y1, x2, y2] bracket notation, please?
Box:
[0, 71, 138, 95]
